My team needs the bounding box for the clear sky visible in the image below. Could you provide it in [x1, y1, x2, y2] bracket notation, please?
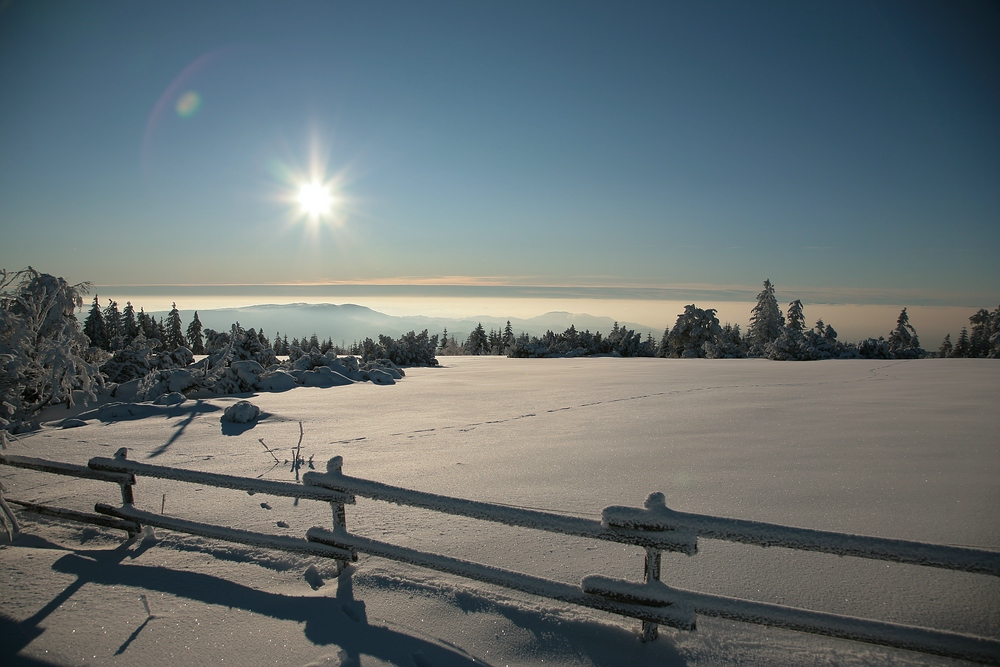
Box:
[0, 1, 997, 340]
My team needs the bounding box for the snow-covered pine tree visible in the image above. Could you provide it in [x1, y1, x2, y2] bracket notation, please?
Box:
[665, 304, 722, 358]
[186, 311, 205, 354]
[464, 323, 489, 355]
[83, 296, 107, 350]
[103, 299, 122, 351]
[887, 307, 923, 358]
[748, 279, 784, 356]
[503, 320, 514, 352]
[121, 301, 138, 343]
[166, 302, 187, 350]
[769, 300, 810, 360]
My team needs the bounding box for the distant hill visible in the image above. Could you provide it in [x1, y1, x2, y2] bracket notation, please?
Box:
[137, 303, 658, 346]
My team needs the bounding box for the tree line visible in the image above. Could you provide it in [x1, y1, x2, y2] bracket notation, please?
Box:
[442, 280, 1000, 360]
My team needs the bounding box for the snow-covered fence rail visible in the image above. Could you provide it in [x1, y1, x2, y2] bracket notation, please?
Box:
[0, 453, 140, 536]
[4, 451, 1000, 664]
[303, 456, 1000, 665]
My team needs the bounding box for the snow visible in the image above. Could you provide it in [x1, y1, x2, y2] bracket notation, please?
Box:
[1, 357, 998, 666]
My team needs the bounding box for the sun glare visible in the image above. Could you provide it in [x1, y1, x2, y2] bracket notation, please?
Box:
[298, 182, 333, 217]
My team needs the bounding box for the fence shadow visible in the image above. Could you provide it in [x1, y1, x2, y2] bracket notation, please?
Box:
[46, 549, 485, 666]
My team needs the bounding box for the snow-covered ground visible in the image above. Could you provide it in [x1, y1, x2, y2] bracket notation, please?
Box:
[2, 357, 998, 666]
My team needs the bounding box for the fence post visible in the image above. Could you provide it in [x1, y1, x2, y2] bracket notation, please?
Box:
[114, 448, 141, 538]
[326, 456, 349, 571]
[641, 547, 662, 641]
[640, 490, 667, 642]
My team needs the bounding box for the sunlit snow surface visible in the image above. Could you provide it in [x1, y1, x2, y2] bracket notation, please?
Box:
[2, 358, 998, 666]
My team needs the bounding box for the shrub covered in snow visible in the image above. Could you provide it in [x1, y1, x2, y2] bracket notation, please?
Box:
[0, 268, 103, 429]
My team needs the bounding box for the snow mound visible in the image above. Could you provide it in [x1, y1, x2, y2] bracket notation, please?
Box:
[221, 400, 260, 424]
[152, 391, 186, 406]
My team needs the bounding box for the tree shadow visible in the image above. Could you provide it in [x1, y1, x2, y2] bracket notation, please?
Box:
[146, 400, 224, 458]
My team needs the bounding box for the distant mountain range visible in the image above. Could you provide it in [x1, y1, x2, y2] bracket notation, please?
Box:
[142, 303, 659, 345]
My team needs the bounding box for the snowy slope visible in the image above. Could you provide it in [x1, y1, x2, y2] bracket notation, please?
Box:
[1, 358, 997, 666]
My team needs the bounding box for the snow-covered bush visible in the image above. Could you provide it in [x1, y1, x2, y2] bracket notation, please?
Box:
[856, 337, 892, 359]
[0, 268, 103, 428]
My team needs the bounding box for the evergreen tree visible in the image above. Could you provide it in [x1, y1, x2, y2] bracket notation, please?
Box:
[82, 296, 107, 350]
[952, 327, 971, 357]
[137, 308, 158, 341]
[166, 302, 186, 350]
[656, 327, 671, 358]
[121, 301, 138, 342]
[969, 308, 992, 358]
[769, 300, 809, 360]
[887, 307, 923, 358]
[103, 299, 122, 351]
[282, 334, 289, 355]
[748, 279, 784, 355]
[155, 317, 168, 345]
[464, 323, 489, 355]
[503, 320, 514, 351]
[666, 304, 722, 358]
[309, 333, 320, 351]
[786, 300, 805, 332]
[440, 328, 449, 353]
[186, 311, 205, 354]
[938, 334, 953, 359]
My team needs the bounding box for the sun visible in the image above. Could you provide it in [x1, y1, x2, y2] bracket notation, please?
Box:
[297, 181, 333, 217]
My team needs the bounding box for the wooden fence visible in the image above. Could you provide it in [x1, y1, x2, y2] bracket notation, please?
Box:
[2, 451, 999, 664]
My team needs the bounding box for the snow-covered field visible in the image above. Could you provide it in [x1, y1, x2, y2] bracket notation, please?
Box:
[2, 357, 998, 666]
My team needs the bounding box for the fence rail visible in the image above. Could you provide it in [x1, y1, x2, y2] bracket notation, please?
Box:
[2, 450, 999, 665]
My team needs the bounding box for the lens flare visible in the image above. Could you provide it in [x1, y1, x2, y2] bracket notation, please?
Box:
[175, 90, 201, 117]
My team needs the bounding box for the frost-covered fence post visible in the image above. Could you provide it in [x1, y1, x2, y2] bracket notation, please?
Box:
[113, 448, 141, 537]
[639, 492, 667, 642]
[325, 456, 350, 570]
[641, 547, 663, 641]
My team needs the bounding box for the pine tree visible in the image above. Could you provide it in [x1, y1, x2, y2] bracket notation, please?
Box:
[440, 328, 448, 353]
[887, 308, 922, 358]
[166, 302, 186, 350]
[309, 333, 320, 351]
[969, 308, 992, 358]
[464, 323, 489, 355]
[137, 308, 157, 341]
[186, 311, 205, 354]
[103, 299, 122, 351]
[938, 334, 953, 359]
[83, 296, 107, 350]
[786, 300, 805, 332]
[121, 301, 138, 343]
[952, 327, 971, 357]
[748, 279, 784, 355]
[503, 320, 514, 351]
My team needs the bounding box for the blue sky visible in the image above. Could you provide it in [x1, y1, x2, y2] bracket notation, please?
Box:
[0, 1, 997, 338]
